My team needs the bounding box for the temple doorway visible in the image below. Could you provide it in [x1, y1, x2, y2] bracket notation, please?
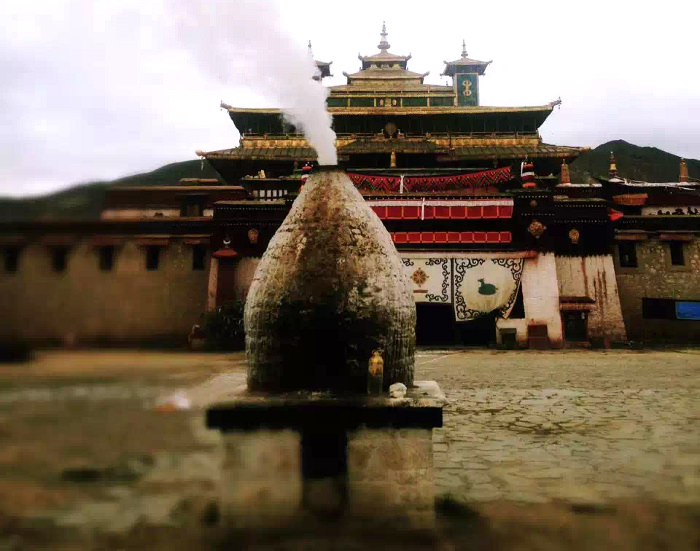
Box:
[415, 303, 456, 346]
[455, 312, 497, 346]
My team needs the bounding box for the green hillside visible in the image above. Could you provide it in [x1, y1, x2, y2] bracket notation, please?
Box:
[569, 140, 700, 184]
[0, 159, 218, 222]
[1, 142, 698, 222]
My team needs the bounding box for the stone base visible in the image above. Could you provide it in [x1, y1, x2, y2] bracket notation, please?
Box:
[207, 380, 444, 530]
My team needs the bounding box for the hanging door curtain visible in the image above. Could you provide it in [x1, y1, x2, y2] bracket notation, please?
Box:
[348, 166, 512, 193]
[401, 257, 524, 322]
[453, 259, 523, 321]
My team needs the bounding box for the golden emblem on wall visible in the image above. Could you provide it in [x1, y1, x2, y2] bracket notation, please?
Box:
[568, 228, 580, 244]
[528, 219, 546, 239]
[462, 79, 472, 97]
[411, 267, 429, 286]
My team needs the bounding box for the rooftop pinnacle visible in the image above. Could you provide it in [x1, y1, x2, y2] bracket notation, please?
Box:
[378, 21, 390, 50]
[461, 39, 468, 58]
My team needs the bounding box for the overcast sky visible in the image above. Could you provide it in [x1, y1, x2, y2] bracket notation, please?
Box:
[1, 0, 699, 198]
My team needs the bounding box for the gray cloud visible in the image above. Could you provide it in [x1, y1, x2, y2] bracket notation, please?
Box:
[1, 0, 698, 197]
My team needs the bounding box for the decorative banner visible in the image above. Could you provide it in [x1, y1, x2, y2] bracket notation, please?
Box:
[348, 167, 511, 193]
[401, 258, 451, 304]
[453, 258, 523, 321]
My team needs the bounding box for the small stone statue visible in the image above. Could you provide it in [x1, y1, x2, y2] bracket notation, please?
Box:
[367, 350, 384, 395]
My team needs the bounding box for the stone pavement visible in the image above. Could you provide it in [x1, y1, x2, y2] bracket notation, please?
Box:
[416, 349, 700, 505]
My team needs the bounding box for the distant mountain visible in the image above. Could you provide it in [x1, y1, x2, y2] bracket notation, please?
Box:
[0, 159, 218, 222]
[569, 140, 700, 184]
[1, 142, 698, 222]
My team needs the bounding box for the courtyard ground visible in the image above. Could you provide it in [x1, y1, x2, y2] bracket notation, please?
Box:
[0, 349, 698, 549]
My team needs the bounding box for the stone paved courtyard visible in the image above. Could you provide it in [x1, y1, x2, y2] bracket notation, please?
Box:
[416, 349, 700, 505]
[0, 349, 698, 549]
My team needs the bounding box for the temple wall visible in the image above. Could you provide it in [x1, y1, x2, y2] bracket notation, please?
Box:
[101, 208, 182, 219]
[0, 239, 209, 345]
[232, 257, 260, 300]
[101, 208, 214, 219]
[556, 255, 627, 342]
[215, 257, 260, 308]
[614, 238, 700, 342]
[497, 253, 562, 347]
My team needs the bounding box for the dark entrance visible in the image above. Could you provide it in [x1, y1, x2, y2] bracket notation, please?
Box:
[415, 303, 497, 347]
[215, 258, 239, 307]
[456, 311, 497, 346]
[415, 303, 456, 346]
[562, 310, 588, 342]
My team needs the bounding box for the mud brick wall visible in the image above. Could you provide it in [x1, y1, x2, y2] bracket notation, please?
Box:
[0, 239, 209, 345]
[556, 255, 627, 342]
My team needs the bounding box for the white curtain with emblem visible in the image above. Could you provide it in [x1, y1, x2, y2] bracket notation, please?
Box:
[453, 259, 523, 321]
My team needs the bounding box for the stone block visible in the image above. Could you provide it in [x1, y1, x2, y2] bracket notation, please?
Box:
[220, 429, 302, 526]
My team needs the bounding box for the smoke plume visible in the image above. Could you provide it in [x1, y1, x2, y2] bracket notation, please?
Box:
[168, 0, 337, 165]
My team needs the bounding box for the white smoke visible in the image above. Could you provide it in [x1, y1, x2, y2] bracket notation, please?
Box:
[167, 0, 337, 165]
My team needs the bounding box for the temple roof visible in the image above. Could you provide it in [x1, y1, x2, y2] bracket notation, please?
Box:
[442, 40, 491, 77]
[342, 64, 428, 83]
[198, 142, 583, 162]
[308, 41, 332, 80]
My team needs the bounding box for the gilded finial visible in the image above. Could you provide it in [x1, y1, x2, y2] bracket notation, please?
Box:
[560, 159, 571, 185]
[680, 158, 689, 183]
[461, 39, 468, 58]
[378, 21, 390, 50]
[609, 151, 617, 178]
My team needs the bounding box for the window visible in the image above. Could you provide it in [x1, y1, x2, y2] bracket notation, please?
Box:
[3, 248, 19, 273]
[51, 247, 69, 272]
[669, 242, 685, 266]
[180, 197, 204, 217]
[192, 245, 206, 271]
[618, 242, 638, 268]
[99, 246, 115, 271]
[642, 298, 676, 319]
[146, 246, 160, 271]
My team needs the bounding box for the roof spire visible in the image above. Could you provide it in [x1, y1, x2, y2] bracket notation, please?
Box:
[680, 158, 689, 183]
[608, 151, 617, 179]
[461, 39, 468, 59]
[378, 21, 390, 51]
[308, 40, 313, 56]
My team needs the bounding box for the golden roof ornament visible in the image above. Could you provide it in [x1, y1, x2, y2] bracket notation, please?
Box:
[609, 152, 618, 178]
[528, 219, 546, 239]
[560, 160, 571, 185]
[461, 39, 468, 59]
[680, 158, 689, 183]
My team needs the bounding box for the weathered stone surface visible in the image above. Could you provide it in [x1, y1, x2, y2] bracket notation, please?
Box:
[244, 167, 416, 392]
[220, 429, 302, 525]
[345, 427, 436, 527]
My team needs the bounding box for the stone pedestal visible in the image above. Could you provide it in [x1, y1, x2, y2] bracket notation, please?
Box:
[206, 381, 445, 530]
